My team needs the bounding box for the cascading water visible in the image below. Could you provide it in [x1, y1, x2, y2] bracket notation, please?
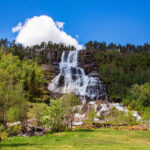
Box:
[48, 50, 108, 102]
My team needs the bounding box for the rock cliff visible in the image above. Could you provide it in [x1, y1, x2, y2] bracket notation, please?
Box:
[40, 49, 102, 100]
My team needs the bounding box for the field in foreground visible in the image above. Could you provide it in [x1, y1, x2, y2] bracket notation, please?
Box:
[0, 128, 150, 150]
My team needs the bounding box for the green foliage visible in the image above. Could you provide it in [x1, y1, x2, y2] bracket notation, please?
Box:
[86, 108, 97, 125]
[0, 52, 42, 93]
[0, 38, 76, 61]
[28, 70, 37, 101]
[6, 108, 22, 123]
[94, 50, 150, 102]
[39, 99, 65, 132]
[33, 103, 50, 126]
[0, 125, 5, 132]
[6, 125, 25, 136]
[0, 131, 9, 140]
[35, 94, 80, 132]
[123, 83, 150, 111]
[34, 100, 64, 131]
[61, 94, 80, 129]
[0, 80, 27, 128]
[85, 40, 150, 53]
[104, 107, 137, 125]
[142, 107, 150, 123]
[0, 52, 42, 127]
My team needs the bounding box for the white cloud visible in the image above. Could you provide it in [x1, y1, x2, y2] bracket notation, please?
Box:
[55, 21, 65, 30]
[12, 15, 83, 50]
[12, 22, 23, 33]
[75, 34, 79, 40]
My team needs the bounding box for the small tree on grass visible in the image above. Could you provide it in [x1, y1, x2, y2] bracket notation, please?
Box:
[32, 103, 49, 126]
[61, 93, 79, 130]
[36, 94, 80, 132]
[38, 99, 64, 132]
[49, 99, 65, 132]
[86, 108, 97, 125]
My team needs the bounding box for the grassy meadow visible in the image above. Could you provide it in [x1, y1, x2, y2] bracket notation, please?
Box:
[0, 128, 150, 150]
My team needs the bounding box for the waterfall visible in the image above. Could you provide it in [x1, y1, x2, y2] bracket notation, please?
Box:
[48, 50, 108, 102]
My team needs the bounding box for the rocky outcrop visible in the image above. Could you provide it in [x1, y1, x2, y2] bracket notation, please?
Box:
[73, 100, 142, 126]
[41, 49, 100, 78]
[7, 120, 51, 137]
[78, 50, 99, 77]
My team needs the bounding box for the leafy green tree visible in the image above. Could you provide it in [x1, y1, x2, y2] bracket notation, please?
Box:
[0, 77, 27, 128]
[36, 94, 79, 131]
[33, 103, 50, 126]
[38, 99, 64, 132]
[61, 94, 79, 129]
[0, 71, 12, 128]
[86, 108, 97, 125]
[0, 52, 42, 127]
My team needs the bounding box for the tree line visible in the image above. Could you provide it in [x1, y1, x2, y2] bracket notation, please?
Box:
[85, 41, 150, 54]
[0, 38, 76, 61]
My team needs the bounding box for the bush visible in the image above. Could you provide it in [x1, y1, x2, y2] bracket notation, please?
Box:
[0, 131, 9, 140]
[123, 83, 150, 112]
[6, 125, 25, 136]
[104, 107, 138, 126]
[86, 108, 97, 125]
[0, 125, 5, 132]
[142, 107, 150, 124]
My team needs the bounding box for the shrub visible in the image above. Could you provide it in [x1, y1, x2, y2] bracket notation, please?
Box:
[123, 83, 150, 112]
[0, 131, 9, 140]
[142, 107, 150, 124]
[6, 125, 25, 136]
[0, 125, 5, 132]
[104, 107, 138, 126]
[86, 108, 97, 125]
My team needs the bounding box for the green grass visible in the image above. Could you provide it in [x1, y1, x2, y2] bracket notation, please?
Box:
[0, 128, 150, 150]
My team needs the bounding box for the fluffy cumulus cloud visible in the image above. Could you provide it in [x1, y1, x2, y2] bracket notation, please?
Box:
[12, 15, 83, 50]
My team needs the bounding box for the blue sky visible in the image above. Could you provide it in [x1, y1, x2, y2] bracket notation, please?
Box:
[0, 0, 150, 46]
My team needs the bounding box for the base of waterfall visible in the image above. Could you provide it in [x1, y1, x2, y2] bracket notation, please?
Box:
[73, 100, 141, 126]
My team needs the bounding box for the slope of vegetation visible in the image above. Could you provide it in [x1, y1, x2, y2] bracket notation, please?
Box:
[85, 41, 150, 115]
[0, 42, 44, 128]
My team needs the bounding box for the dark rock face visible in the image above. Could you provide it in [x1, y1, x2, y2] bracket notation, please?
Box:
[17, 126, 51, 137]
[57, 75, 65, 87]
[78, 50, 99, 77]
[25, 126, 50, 136]
[41, 49, 100, 79]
